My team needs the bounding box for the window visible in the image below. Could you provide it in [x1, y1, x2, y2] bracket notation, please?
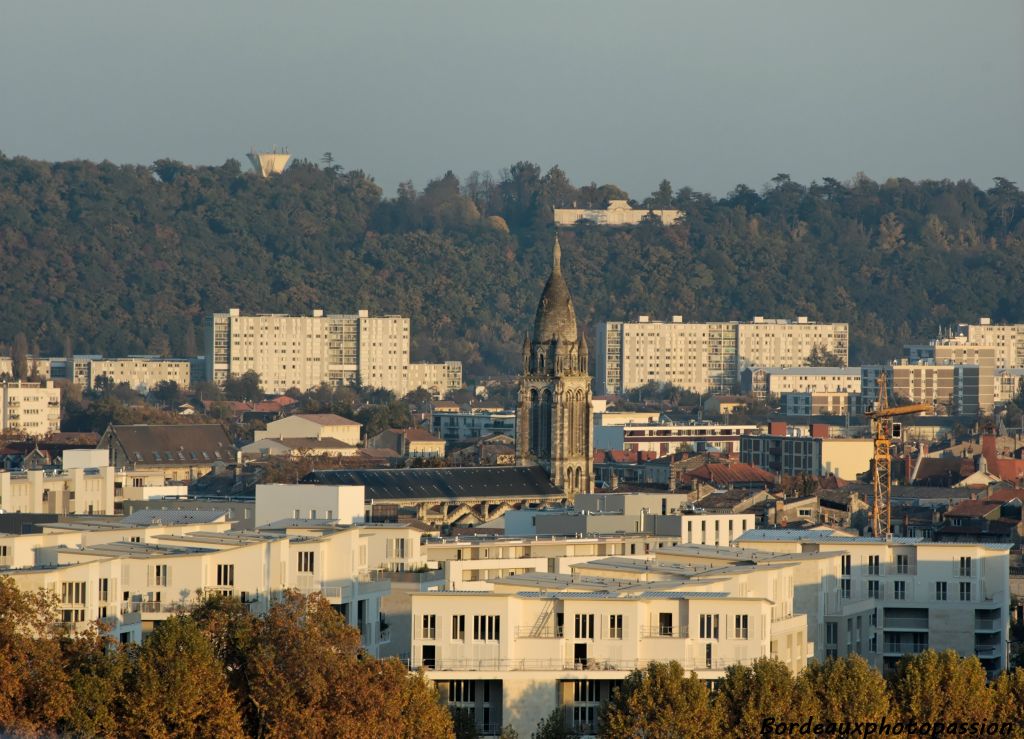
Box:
[841, 579, 851, 599]
[699, 614, 719, 639]
[575, 613, 595, 639]
[735, 614, 749, 639]
[868, 580, 880, 599]
[868, 555, 880, 575]
[452, 614, 465, 641]
[841, 555, 851, 576]
[609, 614, 623, 639]
[152, 564, 168, 587]
[472, 615, 500, 642]
[960, 582, 971, 601]
[217, 564, 234, 587]
[98, 578, 109, 602]
[572, 681, 599, 731]
[826, 622, 837, 645]
[959, 557, 972, 577]
[896, 554, 910, 574]
[298, 551, 315, 573]
[894, 581, 906, 600]
[422, 614, 436, 639]
[936, 581, 947, 601]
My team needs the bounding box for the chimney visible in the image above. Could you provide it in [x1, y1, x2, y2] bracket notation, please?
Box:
[982, 433, 997, 470]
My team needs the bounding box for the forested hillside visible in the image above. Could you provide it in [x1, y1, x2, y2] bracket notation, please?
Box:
[1, 153, 1022, 377]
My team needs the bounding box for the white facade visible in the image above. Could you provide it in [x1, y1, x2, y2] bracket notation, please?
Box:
[254, 483, 365, 527]
[596, 316, 848, 395]
[737, 530, 1011, 676]
[207, 308, 459, 396]
[764, 367, 861, 396]
[255, 413, 362, 446]
[89, 357, 192, 393]
[2, 523, 390, 654]
[1, 380, 60, 436]
[431, 409, 516, 443]
[408, 361, 463, 398]
[553, 200, 683, 227]
[594, 418, 759, 455]
[411, 548, 810, 736]
[0, 461, 116, 516]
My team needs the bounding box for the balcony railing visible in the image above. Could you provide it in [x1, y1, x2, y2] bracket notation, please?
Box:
[416, 655, 761, 672]
[975, 618, 1000, 631]
[882, 617, 929, 630]
[514, 625, 563, 639]
[883, 643, 928, 655]
[975, 646, 1002, 659]
[639, 625, 688, 638]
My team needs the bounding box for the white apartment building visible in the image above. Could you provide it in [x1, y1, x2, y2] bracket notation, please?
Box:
[408, 361, 463, 398]
[2, 521, 391, 654]
[0, 356, 51, 379]
[0, 450, 116, 515]
[933, 340, 996, 413]
[89, 357, 192, 394]
[737, 530, 1010, 676]
[596, 316, 848, 395]
[1, 380, 61, 436]
[206, 308, 454, 396]
[760, 367, 861, 396]
[891, 360, 981, 416]
[594, 418, 759, 455]
[411, 547, 812, 736]
[431, 409, 516, 443]
[956, 317, 1024, 370]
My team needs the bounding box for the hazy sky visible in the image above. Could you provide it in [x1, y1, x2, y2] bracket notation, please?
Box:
[2, 1, 1022, 198]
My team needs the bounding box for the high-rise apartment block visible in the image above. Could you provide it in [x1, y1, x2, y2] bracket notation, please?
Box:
[956, 317, 1024, 369]
[597, 316, 848, 395]
[1, 381, 61, 436]
[206, 309, 461, 396]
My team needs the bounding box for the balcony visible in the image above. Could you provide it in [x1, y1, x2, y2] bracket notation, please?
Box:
[975, 618, 1001, 631]
[515, 625, 563, 639]
[640, 625, 688, 638]
[975, 645, 1002, 659]
[882, 617, 929, 630]
[883, 642, 928, 656]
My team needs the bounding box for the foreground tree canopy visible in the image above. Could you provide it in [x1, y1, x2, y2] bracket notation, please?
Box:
[0, 578, 453, 738]
[0, 154, 1022, 376]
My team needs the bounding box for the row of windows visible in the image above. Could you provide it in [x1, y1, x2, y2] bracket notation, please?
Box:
[424, 615, 501, 642]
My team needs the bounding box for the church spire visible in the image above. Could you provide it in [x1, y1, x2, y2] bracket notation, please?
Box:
[552, 233, 561, 273]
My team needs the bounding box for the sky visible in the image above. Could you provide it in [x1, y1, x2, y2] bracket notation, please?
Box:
[2, 1, 1022, 198]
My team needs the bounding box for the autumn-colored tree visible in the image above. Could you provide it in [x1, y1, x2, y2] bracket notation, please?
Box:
[121, 615, 244, 739]
[715, 657, 805, 738]
[601, 661, 718, 738]
[889, 650, 994, 727]
[10, 332, 28, 381]
[794, 655, 889, 725]
[533, 707, 577, 739]
[0, 576, 71, 734]
[59, 625, 129, 738]
[991, 668, 1024, 737]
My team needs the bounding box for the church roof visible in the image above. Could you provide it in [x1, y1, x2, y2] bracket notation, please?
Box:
[532, 236, 578, 344]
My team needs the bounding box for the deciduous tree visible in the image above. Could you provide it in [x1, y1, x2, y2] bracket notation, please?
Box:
[601, 660, 718, 738]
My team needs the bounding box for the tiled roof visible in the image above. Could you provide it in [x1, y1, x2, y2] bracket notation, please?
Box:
[293, 414, 361, 426]
[302, 466, 563, 502]
[105, 424, 234, 466]
[944, 499, 1002, 519]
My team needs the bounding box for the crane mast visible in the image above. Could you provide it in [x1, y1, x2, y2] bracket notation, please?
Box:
[865, 373, 933, 537]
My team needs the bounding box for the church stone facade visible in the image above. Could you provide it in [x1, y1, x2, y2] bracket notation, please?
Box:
[515, 236, 593, 496]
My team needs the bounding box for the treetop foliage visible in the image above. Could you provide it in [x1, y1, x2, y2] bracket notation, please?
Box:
[1, 155, 1023, 377]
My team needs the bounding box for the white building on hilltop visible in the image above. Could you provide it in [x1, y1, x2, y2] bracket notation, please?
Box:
[554, 199, 683, 227]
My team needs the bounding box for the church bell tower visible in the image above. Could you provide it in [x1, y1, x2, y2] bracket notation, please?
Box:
[516, 235, 593, 496]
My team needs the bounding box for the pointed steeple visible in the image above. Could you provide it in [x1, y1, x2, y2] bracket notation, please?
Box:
[532, 234, 577, 345]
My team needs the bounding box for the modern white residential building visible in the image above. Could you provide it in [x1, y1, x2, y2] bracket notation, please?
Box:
[206, 308, 458, 396]
[1, 380, 61, 436]
[2, 520, 391, 654]
[955, 317, 1024, 370]
[411, 546, 813, 736]
[596, 316, 848, 395]
[0, 451, 116, 516]
[431, 408, 516, 443]
[594, 417, 759, 455]
[254, 483, 365, 527]
[759, 367, 861, 397]
[736, 529, 1010, 676]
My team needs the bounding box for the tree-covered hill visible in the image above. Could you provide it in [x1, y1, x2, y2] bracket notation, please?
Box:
[1, 153, 1022, 377]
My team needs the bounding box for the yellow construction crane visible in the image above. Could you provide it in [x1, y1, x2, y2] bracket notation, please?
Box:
[864, 373, 933, 538]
